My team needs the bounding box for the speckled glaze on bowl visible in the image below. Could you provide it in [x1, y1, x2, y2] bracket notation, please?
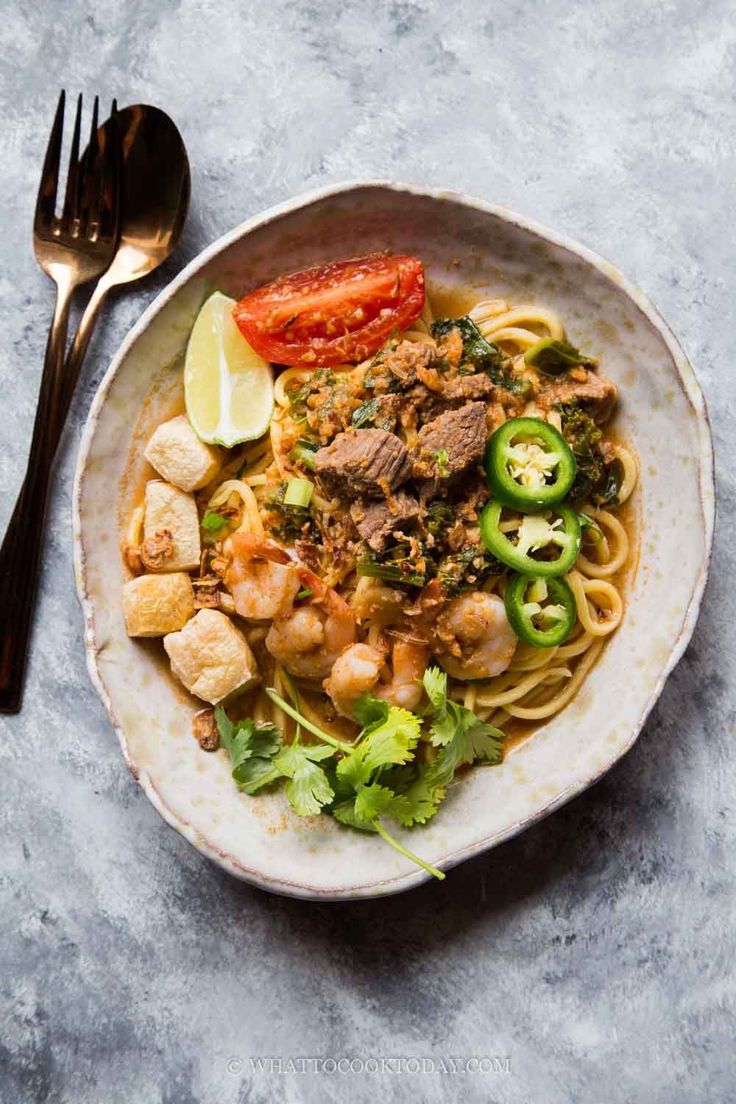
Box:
[73, 182, 714, 900]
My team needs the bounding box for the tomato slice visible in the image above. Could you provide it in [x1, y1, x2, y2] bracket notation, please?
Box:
[232, 253, 425, 367]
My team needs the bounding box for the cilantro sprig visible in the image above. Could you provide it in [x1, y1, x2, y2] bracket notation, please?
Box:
[215, 706, 336, 814]
[214, 708, 282, 792]
[422, 667, 504, 783]
[214, 666, 507, 882]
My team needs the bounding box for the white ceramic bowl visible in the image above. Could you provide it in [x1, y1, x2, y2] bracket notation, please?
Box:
[73, 182, 714, 899]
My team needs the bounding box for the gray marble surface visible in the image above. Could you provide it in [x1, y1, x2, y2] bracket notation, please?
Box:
[1, 1, 734, 1101]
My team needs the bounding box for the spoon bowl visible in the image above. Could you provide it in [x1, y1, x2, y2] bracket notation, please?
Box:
[101, 104, 191, 288]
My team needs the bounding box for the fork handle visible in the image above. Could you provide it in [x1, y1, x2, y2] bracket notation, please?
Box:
[11, 279, 111, 511]
[3, 278, 111, 579]
[0, 275, 76, 713]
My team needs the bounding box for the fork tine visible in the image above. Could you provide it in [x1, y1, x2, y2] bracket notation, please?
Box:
[81, 96, 101, 227]
[34, 90, 65, 226]
[61, 93, 83, 225]
[89, 95, 100, 149]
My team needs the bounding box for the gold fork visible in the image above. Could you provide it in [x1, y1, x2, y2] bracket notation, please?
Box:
[0, 92, 120, 713]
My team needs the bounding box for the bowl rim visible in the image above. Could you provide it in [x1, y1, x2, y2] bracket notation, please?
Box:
[72, 179, 715, 900]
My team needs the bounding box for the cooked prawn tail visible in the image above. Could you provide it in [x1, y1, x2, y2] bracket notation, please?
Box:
[230, 531, 291, 565]
[297, 564, 327, 596]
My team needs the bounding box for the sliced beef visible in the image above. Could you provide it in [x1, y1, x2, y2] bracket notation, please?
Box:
[314, 428, 412, 500]
[535, 368, 618, 424]
[411, 402, 487, 488]
[402, 371, 496, 427]
[350, 491, 420, 553]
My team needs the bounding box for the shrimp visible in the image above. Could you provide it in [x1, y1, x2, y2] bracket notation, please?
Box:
[324, 643, 384, 717]
[225, 533, 301, 621]
[324, 636, 430, 718]
[265, 569, 357, 680]
[434, 591, 517, 681]
[379, 637, 430, 710]
[349, 578, 404, 627]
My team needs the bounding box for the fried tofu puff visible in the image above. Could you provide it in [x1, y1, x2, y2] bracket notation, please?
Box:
[123, 573, 195, 637]
[163, 608, 260, 705]
[143, 480, 201, 572]
[144, 415, 222, 492]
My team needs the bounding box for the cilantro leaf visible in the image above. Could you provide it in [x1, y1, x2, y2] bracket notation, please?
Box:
[215, 692, 448, 878]
[324, 761, 359, 808]
[237, 758, 283, 793]
[431, 716, 504, 789]
[420, 666, 505, 782]
[215, 706, 235, 748]
[246, 725, 282, 758]
[380, 761, 446, 827]
[331, 784, 411, 831]
[331, 698, 435, 833]
[333, 779, 428, 832]
[422, 667, 459, 746]
[332, 783, 446, 879]
[355, 783, 413, 824]
[428, 706, 457, 746]
[352, 692, 390, 729]
[332, 797, 376, 832]
[427, 700, 462, 748]
[397, 767, 447, 826]
[422, 667, 448, 714]
[273, 744, 335, 816]
[336, 700, 421, 788]
[215, 708, 282, 789]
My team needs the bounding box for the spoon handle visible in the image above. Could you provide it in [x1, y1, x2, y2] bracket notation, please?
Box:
[55, 279, 110, 459]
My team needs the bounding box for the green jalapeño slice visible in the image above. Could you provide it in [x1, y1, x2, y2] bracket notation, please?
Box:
[484, 416, 576, 511]
[480, 501, 581, 577]
[504, 574, 576, 647]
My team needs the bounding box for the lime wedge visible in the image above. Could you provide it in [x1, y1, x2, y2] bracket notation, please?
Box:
[184, 291, 274, 447]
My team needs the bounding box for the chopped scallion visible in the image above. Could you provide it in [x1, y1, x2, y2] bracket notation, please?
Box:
[289, 438, 319, 471]
[435, 447, 450, 478]
[283, 477, 314, 508]
[201, 510, 229, 533]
